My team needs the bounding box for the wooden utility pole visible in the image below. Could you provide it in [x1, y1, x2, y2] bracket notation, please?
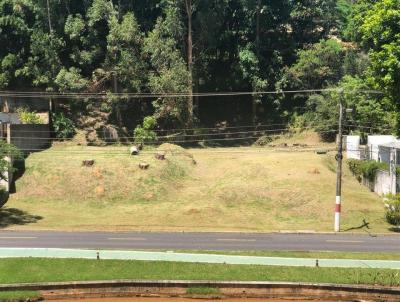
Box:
[334, 89, 344, 232]
[185, 0, 194, 128]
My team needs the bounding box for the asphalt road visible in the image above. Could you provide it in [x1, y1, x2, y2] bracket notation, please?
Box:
[0, 231, 399, 252]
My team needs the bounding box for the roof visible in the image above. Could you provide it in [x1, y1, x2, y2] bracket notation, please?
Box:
[379, 142, 400, 149]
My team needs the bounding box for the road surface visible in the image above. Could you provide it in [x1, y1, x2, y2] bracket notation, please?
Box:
[0, 231, 399, 252]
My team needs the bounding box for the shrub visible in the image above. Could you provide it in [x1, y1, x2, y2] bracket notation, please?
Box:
[52, 113, 76, 139]
[347, 159, 388, 182]
[348, 159, 363, 181]
[16, 108, 44, 124]
[0, 185, 8, 206]
[0, 140, 22, 180]
[134, 116, 157, 144]
[385, 194, 400, 226]
[361, 160, 388, 182]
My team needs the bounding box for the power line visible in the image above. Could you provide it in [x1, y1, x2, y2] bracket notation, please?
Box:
[6, 147, 338, 156]
[2, 122, 329, 134]
[7, 126, 317, 141]
[7, 129, 338, 145]
[1, 123, 294, 134]
[0, 88, 385, 99]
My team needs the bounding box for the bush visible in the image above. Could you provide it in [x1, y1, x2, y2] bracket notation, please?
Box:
[348, 159, 363, 181]
[52, 113, 76, 139]
[134, 116, 157, 144]
[16, 108, 44, 124]
[385, 194, 400, 226]
[0, 140, 22, 180]
[347, 159, 388, 182]
[0, 185, 8, 206]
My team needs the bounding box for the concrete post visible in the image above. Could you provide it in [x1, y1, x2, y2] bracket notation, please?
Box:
[390, 147, 397, 194]
[334, 90, 344, 232]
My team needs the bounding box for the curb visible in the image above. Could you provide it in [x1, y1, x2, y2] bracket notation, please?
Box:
[1, 229, 399, 236]
[1, 280, 400, 293]
[1, 280, 400, 301]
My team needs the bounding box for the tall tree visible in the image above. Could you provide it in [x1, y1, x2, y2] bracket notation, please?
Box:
[144, 4, 190, 128]
[352, 0, 400, 132]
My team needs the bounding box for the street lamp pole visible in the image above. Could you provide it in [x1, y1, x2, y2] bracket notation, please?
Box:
[335, 89, 344, 232]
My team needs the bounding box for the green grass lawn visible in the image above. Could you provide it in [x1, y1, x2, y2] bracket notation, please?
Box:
[0, 258, 400, 287]
[0, 290, 41, 302]
[1, 134, 392, 232]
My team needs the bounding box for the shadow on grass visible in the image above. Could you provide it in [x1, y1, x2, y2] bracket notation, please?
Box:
[0, 208, 42, 228]
[9, 159, 26, 194]
[342, 219, 371, 232]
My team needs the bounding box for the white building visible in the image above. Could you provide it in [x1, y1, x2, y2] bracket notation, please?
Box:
[368, 135, 399, 161]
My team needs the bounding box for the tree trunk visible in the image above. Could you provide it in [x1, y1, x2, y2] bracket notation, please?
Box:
[46, 0, 53, 34]
[113, 73, 123, 128]
[185, 0, 194, 128]
[253, 0, 261, 126]
[256, 0, 261, 57]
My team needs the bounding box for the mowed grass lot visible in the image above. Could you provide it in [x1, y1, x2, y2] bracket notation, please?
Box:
[1, 258, 400, 286]
[2, 139, 390, 232]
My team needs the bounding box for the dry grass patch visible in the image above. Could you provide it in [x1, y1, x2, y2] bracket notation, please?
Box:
[3, 141, 391, 232]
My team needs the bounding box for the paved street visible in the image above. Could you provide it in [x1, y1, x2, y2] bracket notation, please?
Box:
[0, 231, 399, 252]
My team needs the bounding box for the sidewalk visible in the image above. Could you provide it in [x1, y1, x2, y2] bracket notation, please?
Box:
[0, 248, 399, 269]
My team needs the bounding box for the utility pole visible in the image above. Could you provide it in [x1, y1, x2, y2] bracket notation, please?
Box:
[335, 89, 344, 232]
[185, 0, 194, 128]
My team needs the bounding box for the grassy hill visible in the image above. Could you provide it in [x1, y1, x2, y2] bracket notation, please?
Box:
[1, 135, 391, 232]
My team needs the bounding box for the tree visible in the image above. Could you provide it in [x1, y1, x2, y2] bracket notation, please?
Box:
[351, 0, 400, 132]
[143, 4, 190, 128]
[289, 0, 338, 45]
[239, 44, 268, 124]
[104, 11, 145, 126]
[0, 0, 37, 88]
[306, 76, 396, 141]
[279, 39, 346, 90]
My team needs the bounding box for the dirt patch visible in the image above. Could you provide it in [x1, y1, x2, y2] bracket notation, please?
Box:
[46, 298, 338, 302]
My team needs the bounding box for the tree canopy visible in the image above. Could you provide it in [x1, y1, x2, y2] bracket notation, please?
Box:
[0, 0, 398, 139]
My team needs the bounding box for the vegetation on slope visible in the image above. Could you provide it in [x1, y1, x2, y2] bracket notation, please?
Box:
[3, 134, 390, 232]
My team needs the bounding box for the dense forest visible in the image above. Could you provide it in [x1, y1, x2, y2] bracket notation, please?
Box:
[0, 0, 399, 142]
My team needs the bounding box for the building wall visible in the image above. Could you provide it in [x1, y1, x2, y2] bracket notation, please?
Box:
[346, 135, 360, 159]
[0, 113, 21, 124]
[0, 96, 49, 112]
[378, 146, 391, 164]
[374, 170, 393, 196]
[367, 135, 397, 161]
[8, 124, 51, 153]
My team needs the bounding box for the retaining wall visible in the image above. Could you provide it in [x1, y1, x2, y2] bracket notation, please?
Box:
[1, 280, 399, 302]
[7, 124, 51, 153]
[361, 169, 397, 196]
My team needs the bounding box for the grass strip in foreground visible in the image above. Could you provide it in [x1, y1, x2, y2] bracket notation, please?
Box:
[0, 290, 41, 302]
[1, 258, 400, 287]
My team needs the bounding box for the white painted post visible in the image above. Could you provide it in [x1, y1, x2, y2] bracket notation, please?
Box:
[390, 147, 397, 195]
